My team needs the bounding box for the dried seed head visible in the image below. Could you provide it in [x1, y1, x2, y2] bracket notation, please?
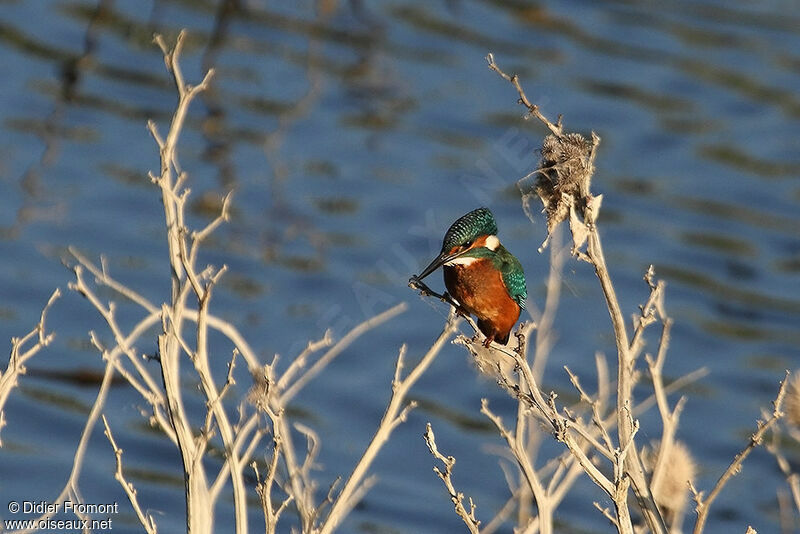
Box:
[642, 440, 697, 524]
[247, 370, 271, 413]
[784, 371, 800, 428]
[535, 132, 595, 234]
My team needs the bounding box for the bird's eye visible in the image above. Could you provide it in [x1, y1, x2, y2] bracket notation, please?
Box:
[462, 240, 473, 248]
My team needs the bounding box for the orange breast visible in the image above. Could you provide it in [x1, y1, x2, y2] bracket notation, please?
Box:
[443, 261, 520, 343]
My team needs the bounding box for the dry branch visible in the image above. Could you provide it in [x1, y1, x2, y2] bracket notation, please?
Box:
[692, 372, 789, 534]
[487, 52, 667, 534]
[424, 423, 481, 534]
[0, 288, 60, 444]
[103, 415, 158, 534]
[318, 311, 461, 534]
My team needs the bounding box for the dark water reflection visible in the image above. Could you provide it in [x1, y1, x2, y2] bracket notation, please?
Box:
[0, 0, 798, 532]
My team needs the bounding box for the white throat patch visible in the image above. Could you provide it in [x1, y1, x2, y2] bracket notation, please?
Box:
[445, 255, 479, 267]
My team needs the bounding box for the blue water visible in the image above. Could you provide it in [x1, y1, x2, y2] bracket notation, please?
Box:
[0, 0, 798, 532]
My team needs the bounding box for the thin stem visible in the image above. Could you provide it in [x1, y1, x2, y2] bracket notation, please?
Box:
[692, 372, 789, 534]
[486, 53, 563, 137]
[318, 312, 461, 534]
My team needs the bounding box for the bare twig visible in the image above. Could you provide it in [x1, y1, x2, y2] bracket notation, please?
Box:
[424, 423, 481, 534]
[482, 400, 553, 534]
[594, 501, 620, 529]
[318, 310, 461, 534]
[280, 302, 408, 405]
[486, 53, 563, 137]
[15, 356, 119, 533]
[692, 372, 790, 534]
[0, 288, 60, 443]
[149, 30, 218, 534]
[766, 426, 800, 518]
[276, 330, 333, 392]
[69, 246, 262, 370]
[103, 415, 158, 534]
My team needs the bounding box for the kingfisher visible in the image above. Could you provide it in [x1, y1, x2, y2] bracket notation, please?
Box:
[413, 207, 527, 347]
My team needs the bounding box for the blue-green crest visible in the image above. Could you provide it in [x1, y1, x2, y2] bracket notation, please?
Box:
[441, 208, 498, 252]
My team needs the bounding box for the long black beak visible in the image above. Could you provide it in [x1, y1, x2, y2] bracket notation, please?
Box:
[415, 248, 467, 280]
[416, 252, 448, 280]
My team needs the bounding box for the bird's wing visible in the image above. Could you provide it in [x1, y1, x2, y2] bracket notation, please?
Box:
[500, 253, 527, 310]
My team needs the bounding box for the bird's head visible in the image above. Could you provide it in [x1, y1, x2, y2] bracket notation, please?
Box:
[416, 207, 500, 280]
